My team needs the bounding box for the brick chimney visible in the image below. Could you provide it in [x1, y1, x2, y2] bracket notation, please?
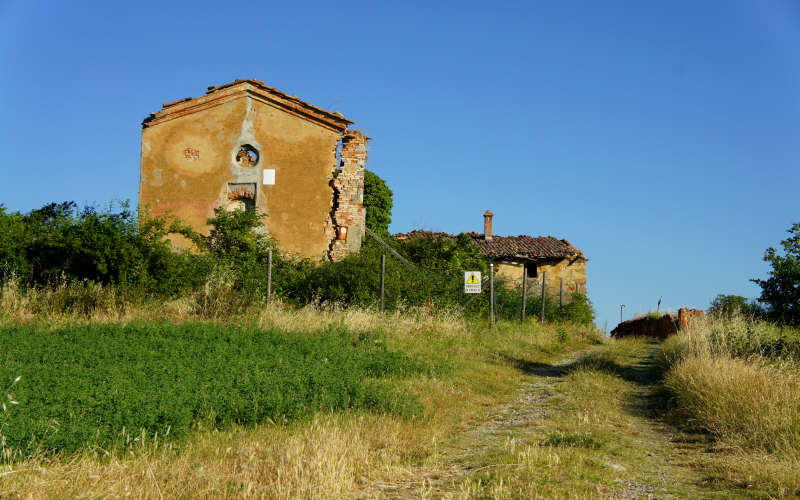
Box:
[483, 210, 494, 240]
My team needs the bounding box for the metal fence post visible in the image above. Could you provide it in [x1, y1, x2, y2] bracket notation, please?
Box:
[379, 254, 385, 312]
[489, 263, 495, 328]
[521, 264, 527, 322]
[266, 249, 272, 305]
[559, 278, 564, 308]
[540, 271, 546, 324]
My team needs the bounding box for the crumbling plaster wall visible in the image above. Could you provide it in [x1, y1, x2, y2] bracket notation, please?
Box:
[495, 259, 587, 296]
[140, 92, 366, 260]
[140, 98, 250, 249]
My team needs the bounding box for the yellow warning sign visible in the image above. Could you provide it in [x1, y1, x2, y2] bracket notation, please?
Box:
[464, 271, 481, 293]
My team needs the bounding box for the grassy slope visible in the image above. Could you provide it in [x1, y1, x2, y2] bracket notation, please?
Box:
[0, 304, 603, 498]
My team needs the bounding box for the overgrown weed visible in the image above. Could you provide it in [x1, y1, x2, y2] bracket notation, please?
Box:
[664, 354, 800, 454]
[657, 312, 800, 492]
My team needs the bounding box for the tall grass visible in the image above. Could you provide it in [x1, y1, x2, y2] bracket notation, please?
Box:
[664, 354, 800, 454]
[1, 276, 132, 322]
[659, 313, 800, 457]
[658, 313, 800, 367]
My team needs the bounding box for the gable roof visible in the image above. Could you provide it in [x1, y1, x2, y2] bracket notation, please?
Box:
[393, 230, 587, 262]
[142, 79, 353, 133]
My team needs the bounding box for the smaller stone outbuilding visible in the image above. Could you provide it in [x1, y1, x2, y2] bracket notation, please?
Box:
[395, 211, 588, 297]
[610, 308, 705, 339]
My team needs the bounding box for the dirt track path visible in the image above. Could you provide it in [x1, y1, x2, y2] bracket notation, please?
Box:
[359, 349, 595, 499]
[360, 343, 748, 499]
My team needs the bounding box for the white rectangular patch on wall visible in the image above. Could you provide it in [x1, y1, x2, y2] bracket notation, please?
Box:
[263, 169, 275, 185]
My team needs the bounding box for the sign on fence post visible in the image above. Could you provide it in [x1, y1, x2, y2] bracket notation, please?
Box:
[464, 271, 481, 294]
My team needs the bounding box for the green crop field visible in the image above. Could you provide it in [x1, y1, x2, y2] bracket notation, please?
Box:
[0, 322, 430, 456]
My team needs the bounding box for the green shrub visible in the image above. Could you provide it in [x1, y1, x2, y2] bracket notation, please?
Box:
[2, 200, 597, 323]
[284, 232, 488, 311]
[0, 201, 202, 297]
[0, 322, 429, 457]
[493, 289, 595, 325]
[708, 294, 765, 319]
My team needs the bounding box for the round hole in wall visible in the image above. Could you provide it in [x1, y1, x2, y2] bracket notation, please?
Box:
[235, 145, 259, 167]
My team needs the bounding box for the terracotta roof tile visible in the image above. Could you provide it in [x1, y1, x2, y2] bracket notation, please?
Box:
[393, 230, 586, 261]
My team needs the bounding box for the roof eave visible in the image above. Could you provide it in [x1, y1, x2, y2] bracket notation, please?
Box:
[142, 80, 353, 133]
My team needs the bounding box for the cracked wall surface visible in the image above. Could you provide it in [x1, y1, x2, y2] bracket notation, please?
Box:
[327, 131, 368, 261]
[139, 80, 366, 261]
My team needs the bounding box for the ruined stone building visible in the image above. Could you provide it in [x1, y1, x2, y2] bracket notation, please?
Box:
[395, 211, 588, 296]
[139, 79, 368, 260]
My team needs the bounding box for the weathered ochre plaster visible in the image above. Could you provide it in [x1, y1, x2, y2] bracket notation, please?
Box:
[140, 98, 247, 248]
[249, 98, 342, 258]
[139, 80, 366, 260]
[495, 259, 587, 297]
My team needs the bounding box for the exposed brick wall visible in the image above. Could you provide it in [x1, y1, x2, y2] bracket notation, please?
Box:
[678, 308, 704, 329]
[329, 131, 368, 261]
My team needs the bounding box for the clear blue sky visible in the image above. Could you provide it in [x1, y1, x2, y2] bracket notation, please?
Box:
[1, 0, 798, 330]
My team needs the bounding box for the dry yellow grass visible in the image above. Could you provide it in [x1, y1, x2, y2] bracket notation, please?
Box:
[1, 414, 414, 499]
[658, 312, 798, 363]
[665, 353, 800, 455]
[657, 313, 800, 495]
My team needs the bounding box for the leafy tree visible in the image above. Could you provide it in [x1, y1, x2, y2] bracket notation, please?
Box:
[708, 294, 764, 318]
[752, 222, 800, 325]
[363, 170, 393, 235]
[0, 205, 28, 281]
